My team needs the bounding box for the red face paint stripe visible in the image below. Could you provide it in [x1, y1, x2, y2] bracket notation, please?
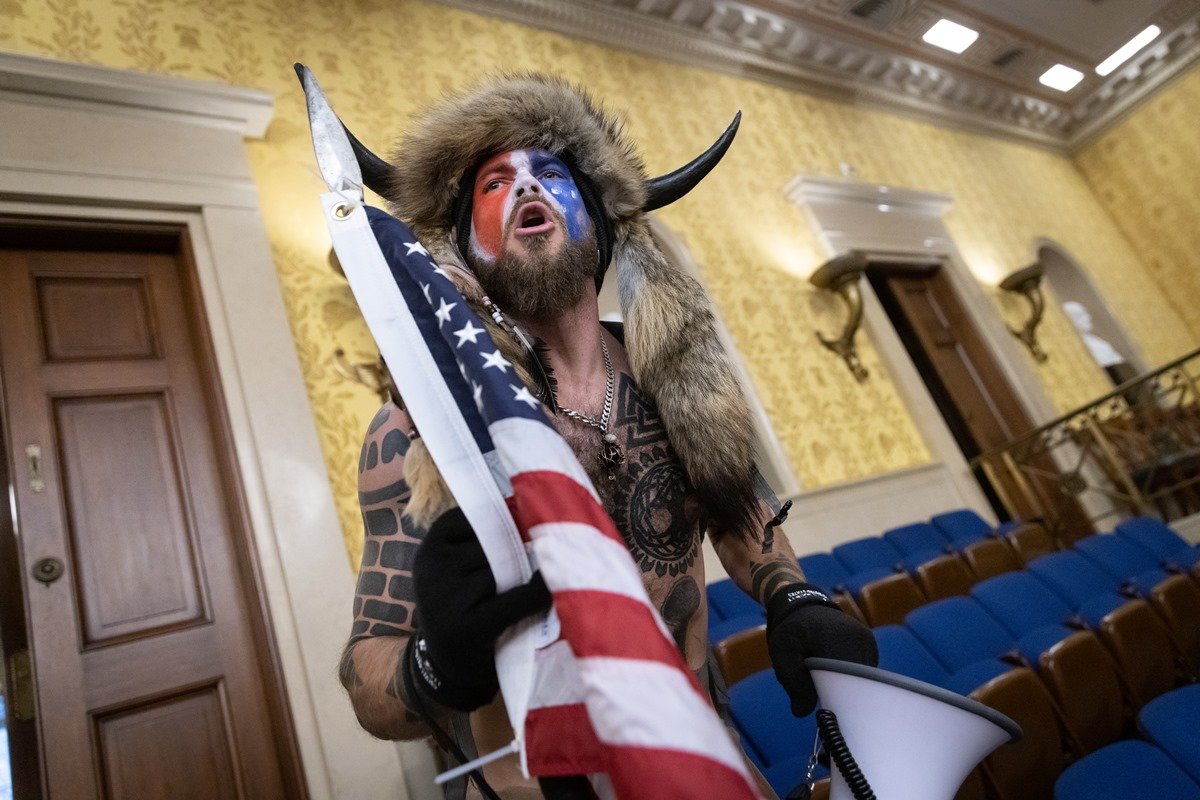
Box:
[471, 152, 512, 261]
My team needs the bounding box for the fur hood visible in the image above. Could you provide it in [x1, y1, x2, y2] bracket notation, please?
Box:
[379, 74, 763, 542]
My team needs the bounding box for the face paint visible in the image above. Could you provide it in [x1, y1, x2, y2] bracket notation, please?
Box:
[527, 150, 589, 241]
[469, 148, 592, 264]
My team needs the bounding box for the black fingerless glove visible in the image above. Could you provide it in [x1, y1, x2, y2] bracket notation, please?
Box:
[766, 582, 879, 717]
[406, 507, 552, 712]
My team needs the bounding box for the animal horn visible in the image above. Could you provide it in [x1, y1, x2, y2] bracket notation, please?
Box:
[341, 123, 398, 198]
[291, 63, 398, 197]
[642, 112, 741, 211]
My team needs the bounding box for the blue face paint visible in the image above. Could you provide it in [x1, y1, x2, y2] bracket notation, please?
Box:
[527, 150, 591, 242]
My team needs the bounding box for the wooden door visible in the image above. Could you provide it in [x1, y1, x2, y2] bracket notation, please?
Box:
[0, 222, 299, 799]
[870, 265, 1091, 535]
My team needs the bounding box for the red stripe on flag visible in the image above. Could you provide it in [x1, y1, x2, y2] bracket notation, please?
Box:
[524, 703, 608, 776]
[606, 744, 760, 800]
[509, 471, 626, 546]
[553, 591, 707, 698]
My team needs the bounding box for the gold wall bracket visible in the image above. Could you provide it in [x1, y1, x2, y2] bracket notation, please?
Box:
[810, 250, 870, 382]
[332, 348, 398, 406]
[1000, 262, 1049, 363]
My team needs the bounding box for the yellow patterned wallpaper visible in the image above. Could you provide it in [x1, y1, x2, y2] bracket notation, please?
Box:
[3, 0, 1193, 564]
[1075, 64, 1200, 341]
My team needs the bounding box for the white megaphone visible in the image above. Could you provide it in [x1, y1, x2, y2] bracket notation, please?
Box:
[806, 658, 1021, 800]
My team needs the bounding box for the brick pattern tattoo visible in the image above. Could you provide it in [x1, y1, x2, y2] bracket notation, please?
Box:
[349, 414, 424, 644]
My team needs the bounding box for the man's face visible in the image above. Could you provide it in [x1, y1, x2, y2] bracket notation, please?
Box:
[468, 148, 592, 265]
[465, 148, 597, 320]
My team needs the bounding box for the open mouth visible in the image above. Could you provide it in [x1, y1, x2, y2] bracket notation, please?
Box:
[513, 202, 556, 236]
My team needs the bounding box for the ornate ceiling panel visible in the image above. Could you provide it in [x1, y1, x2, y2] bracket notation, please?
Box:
[433, 0, 1200, 152]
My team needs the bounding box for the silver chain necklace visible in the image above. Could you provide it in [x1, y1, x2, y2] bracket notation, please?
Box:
[557, 338, 624, 479]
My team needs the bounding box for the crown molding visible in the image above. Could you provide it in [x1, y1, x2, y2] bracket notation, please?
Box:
[787, 173, 954, 217]
[0, 51, 274, 138]
[432, 0, 1200, 155]
[1067, 17, 1200, 149]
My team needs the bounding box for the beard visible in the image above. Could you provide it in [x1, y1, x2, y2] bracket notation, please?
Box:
[471, 204, 598, 321]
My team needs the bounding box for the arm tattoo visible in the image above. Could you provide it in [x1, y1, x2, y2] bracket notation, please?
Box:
[749, 557, 805, 605]
[350, 408, 420, 643]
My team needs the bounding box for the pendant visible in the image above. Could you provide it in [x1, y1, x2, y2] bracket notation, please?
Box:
[601, 433, 624, 478]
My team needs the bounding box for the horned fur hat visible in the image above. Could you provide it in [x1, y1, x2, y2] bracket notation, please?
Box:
[346, 73, 761, 541]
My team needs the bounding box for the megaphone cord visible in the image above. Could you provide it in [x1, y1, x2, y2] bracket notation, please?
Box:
[816, 709, 878, 800]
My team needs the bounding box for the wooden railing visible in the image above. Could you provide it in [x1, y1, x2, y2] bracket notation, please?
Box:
[972, 347, 1200, 543]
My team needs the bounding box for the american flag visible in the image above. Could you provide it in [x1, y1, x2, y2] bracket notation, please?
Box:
[328, 198, 759, 799]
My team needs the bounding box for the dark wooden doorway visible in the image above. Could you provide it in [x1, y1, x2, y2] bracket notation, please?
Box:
[868, 263, 1090, 535]
[0, 219, 304, 799]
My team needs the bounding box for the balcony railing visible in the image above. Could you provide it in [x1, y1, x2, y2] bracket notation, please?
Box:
[972, 347, 1200, 543]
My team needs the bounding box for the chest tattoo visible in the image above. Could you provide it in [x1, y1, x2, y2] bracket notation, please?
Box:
[613, 373, 668, 447]
[602, 374, 702, 578]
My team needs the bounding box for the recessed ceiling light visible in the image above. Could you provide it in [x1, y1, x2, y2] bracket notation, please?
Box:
[922, 19, 979, 54]
[1096, 25, 1161, 76]
[1039, 64, 1084, 92]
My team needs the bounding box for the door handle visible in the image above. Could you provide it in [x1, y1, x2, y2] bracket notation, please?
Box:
[25, 444, 44, 493]
[31, 557, 65, 585]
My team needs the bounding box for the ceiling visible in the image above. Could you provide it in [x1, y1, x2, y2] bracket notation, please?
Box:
[433, 0, 1200, 152]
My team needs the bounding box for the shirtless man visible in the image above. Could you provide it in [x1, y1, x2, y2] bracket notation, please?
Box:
[335, 75, 877, 798]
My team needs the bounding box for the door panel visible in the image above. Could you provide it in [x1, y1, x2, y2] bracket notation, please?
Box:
[95, 684, 240, 800]
[36, 276, 158, 361]
[56, 394, 205, 646]
[0, 229, 294, 799]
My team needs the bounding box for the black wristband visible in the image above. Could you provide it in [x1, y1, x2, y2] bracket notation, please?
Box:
[405, 633, 444, 700]
[403, 630, 498, 712]
[767, 582, 840, 626]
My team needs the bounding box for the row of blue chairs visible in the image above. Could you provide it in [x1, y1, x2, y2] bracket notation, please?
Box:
[799, 509, 1023, 596]
[716, 516, 1200, 799]
[708, 508, 1043, 642]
